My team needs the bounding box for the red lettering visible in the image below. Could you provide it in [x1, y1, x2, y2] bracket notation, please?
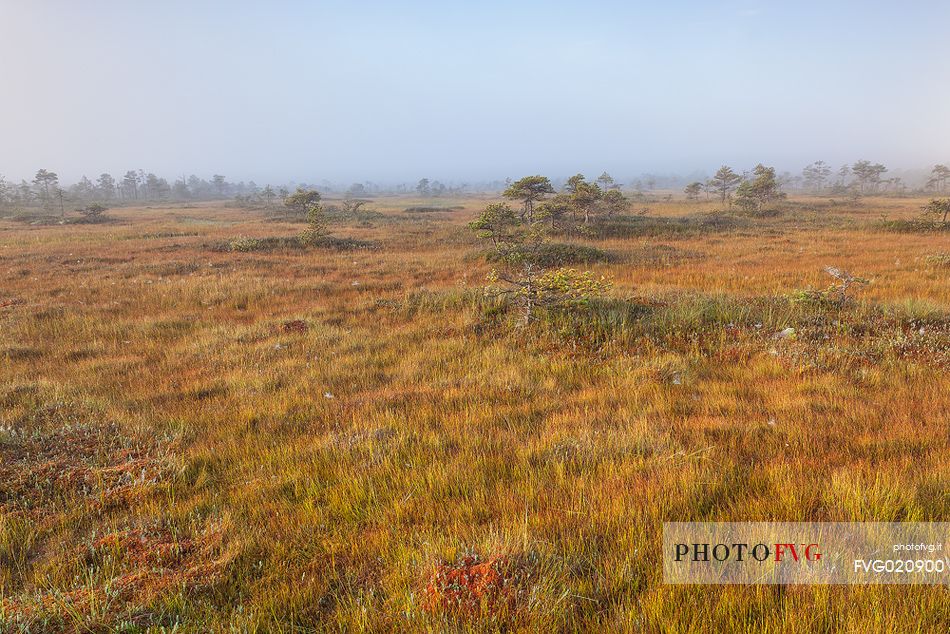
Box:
[775, 543, 799, 562]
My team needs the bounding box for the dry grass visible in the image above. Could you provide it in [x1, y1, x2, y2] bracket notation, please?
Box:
[0, 195, 947, 632]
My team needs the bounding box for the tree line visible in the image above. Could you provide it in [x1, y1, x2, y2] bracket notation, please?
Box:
[0, 169, 265, 212]
[4, 161, 949, 215]
[683, 161, 950, 205]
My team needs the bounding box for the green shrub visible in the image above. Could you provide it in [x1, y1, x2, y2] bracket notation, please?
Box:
[226, 236, 305, 252]
[789, 267, 868, 309]
[486, 242, 613, 267]
[577, 213, 748, 239]
[405, 205, 464, 213]
[875, 219, 949, 233]
[300, 202, 328, 245]
[223, 235, 378, 253]
[787, 288, 839, 308]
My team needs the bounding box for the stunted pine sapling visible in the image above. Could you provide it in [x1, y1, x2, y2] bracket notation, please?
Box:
[300, 202, 328, 245]
[487, 266, 611, 325]
[470, 199, 610, 325]
[80, 203, 107, 220]
[823, 266, 869, 307]
[789, 266, 869, 308]
[922, 198, 950, 226]
[284, 187, 322, 218]
[684, 182, 703, 201]
[734, 164, 785, 212]
[341, 198, 370, 214]
[469, 202, 521, 248]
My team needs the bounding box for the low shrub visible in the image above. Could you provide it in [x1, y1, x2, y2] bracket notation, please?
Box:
[788, 267, 869, 309]
[227, 236, 299, 252]
[405, 205, 465, 213]
[485, 242, 613, 267]
[78, 204, 108, 220]
[312, 235, 380, 250]
[735, 207, 783, 218]
[576, 213, 748, 239]
[219, 235, 378, 253]
[787, 288, 841, 308]
[875, 218, 950, 233]
[324, 204, 384, 221]
[4, 211, 65, 225]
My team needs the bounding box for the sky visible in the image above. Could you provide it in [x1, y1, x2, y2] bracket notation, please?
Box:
[2, 0, 949, 185]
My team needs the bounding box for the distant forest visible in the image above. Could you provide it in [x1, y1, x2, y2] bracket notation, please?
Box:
[1, 161, 949, 213]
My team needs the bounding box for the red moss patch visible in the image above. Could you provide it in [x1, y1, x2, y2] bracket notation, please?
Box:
[280, 319, 309, 333]
[87, 524, 228, 602]
[2, 522, 229, 626]
[0, 423, 165, 514]
[423, 554, 530, 617]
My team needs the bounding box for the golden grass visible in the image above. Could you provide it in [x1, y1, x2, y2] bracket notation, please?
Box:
[0, 196, 947, 631]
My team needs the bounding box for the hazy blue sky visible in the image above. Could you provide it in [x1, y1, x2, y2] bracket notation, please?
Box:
[2, 0, 949, 184]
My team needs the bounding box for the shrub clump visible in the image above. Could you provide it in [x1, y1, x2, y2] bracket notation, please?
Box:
[75, 204, 109, 223]
[788, 267, 868, 309]
[220, 197, 376, 252]
[222, 235, 377, 252]
[283, 188, 322, 218]
[486, 242, 612, 267]
[405, 205, 464, 213]
[876, 200, 950, 232]
[733, 164, 786, 213]
[226, 236, 300, 252]
[922, 198, 950, 225]
[580, 213, 747, 239]
[875, 218, 950, 233]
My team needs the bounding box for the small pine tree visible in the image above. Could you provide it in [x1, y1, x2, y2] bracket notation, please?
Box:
[922, 198, 950, 225]
[684, 182, 703, 201]
[284, 188, 322, 217]
[80, 203, 107, 220]
[734, 164, 785, 212]
[710, 166, 742, 204]
[470, 201, 610, 325]
[300, 202, 328, 244]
